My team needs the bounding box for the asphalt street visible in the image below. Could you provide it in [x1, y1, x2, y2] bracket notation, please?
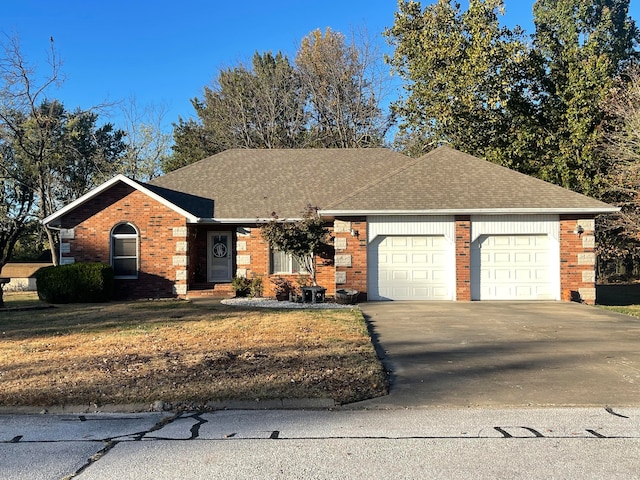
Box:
[2, 408, 639, 479]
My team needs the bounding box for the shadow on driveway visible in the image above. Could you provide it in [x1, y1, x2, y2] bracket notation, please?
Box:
[347, 301, 640, 409]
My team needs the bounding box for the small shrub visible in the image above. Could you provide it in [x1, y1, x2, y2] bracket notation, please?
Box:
[271, 277, 294, 300]
[36, 263, 114, 303]
[231, 276, 251, 297]
[249, 276, 263, 298]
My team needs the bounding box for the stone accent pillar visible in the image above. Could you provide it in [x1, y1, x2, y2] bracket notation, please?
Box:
[172, 225, 188, 296]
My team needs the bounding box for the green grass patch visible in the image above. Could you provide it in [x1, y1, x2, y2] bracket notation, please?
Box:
[599, 305, 640, 318]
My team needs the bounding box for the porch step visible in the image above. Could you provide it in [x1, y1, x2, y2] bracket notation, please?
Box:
[187, 283, 234, 299]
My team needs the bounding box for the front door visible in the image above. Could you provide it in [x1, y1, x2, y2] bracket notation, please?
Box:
[207, 232, 232, 282]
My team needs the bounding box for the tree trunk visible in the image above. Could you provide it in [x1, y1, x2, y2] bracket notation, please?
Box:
[45, 226, 59, 266]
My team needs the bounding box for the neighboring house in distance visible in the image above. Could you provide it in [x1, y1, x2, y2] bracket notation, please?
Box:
[0, 263, 52, 292]
[42, 146, 618, 304]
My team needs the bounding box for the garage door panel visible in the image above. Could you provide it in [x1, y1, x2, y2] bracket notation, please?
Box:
[391, 237, 408, 247]
[431, 252, 446, 263]
[493, 252, 512, 263]
[392, 270, 408, 280]
[431, 269, 447, 282]
[514, 252, 532, 263]
[391, 253, 409, 264]
[412, 270, 428, 280]
[472, 234, 557, 301]
[412, 237, 428, 247]
[371, 235, 453, 301]
[412, 253, 428, 264]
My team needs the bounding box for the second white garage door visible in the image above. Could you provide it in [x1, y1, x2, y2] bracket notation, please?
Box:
[471, 234, 556, 300]
[370, 235, 452, 300]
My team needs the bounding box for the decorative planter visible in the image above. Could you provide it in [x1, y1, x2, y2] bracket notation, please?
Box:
[335, 289, 359, 305]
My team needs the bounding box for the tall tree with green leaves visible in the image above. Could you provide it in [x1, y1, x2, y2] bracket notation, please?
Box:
[2, 100, 126, 264]
[532, 0, 639, 196]
[384, 0, 531, 162]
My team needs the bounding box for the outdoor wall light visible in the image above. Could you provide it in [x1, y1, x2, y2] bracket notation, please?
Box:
[350, 228, 359, 238]
[573, 224, 584, 236]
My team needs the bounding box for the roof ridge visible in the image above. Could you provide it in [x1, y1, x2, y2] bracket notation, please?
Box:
[324, 150, 435, 209]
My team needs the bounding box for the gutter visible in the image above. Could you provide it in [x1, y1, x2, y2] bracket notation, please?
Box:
[319, 207, 620, 216]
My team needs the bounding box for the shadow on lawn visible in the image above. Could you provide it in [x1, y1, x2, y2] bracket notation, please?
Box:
[0, 299, 243, 339]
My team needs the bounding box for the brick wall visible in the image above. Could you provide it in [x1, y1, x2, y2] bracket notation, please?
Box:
[59, 183, 188, 299]
[333, 217, 367, 300]
[239, 223, 338, 297]
[455, 216, 472, 301]
[559, 215, 597, 304]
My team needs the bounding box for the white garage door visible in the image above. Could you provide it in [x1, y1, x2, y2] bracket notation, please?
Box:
[471, 234, 555, 300]
[370, 235, 452, 300]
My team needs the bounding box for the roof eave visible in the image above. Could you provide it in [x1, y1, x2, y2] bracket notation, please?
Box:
[42, 174, 199, 227]
[192, 217, 304, 224]
[319, 207, 621, 216]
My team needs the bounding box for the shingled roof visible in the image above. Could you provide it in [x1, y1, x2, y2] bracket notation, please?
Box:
[149, 148, 412, 219]
[320, 146, 616, 214]
[44, 146, 617, 227]
[149, 146, 615, 219]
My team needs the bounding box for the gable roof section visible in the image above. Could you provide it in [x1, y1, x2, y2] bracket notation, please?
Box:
[42, 174, 201, 227]
[44, 147, 618, 226]
[149, 148, 412, 219]
[321, 146, 618, 215]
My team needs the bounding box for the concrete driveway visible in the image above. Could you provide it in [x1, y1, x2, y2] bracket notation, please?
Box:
[352, 302, 640, 408]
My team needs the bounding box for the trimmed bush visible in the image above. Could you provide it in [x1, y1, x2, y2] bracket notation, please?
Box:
[36, 263, 114, 303]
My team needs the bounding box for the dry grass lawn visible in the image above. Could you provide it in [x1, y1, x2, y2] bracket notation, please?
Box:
[0, 296, 387, 408]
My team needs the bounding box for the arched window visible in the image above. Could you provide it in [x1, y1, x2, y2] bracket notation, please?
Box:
[111, 223, 138, 278]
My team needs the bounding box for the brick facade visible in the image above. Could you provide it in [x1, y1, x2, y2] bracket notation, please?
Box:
[333, 217, 368, 301]
[455, 216, 472, 301]
[59, 183, 188, 299]
[57, 183, 601, 305]
[237, 224, 336, 298]
[559, 215, 597, 304]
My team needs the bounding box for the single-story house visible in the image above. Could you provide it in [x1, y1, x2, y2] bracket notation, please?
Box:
[42, 146, 618, 304]
[0, 263, 52, 292]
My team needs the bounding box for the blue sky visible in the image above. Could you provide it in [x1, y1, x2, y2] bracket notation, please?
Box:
[2, 1, 639, 132]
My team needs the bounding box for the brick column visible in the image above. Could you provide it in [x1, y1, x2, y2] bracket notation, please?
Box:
[333, 217, 367, 300]
[560, 215, 596, 304]
[455, 216, 471, 301]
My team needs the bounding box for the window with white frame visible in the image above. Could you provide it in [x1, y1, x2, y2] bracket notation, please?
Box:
[270, 248, 304, 274]
[111, 223, 138, 278]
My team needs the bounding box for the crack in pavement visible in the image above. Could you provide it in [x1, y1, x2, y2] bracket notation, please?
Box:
[62, 412, 183, 479]
[605, 406, 630, 419]
[1, 406, 636, 479]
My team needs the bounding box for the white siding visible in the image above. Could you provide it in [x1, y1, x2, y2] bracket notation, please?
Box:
[368, 215, 456, 242]
[471, 214, 559, 242]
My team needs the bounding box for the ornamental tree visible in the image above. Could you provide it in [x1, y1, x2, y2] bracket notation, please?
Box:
[260, 205, 330, 286]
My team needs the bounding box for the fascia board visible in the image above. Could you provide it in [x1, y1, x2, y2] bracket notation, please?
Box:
[319, 207, 621, 216]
